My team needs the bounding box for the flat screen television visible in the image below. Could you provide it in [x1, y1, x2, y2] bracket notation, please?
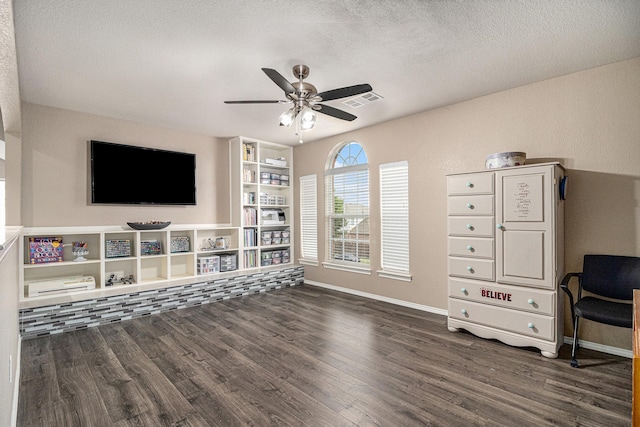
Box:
[90, 140, 196, 205]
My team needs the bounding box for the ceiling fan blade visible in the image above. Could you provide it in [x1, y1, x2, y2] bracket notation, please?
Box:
[315, 104, 357, 121]
[316, 84, 372, 102]
[224, 100, 287, 104]
[262, 68, 296, 95]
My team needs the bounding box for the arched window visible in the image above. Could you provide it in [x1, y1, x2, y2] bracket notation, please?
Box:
[325, 141, 369, 267]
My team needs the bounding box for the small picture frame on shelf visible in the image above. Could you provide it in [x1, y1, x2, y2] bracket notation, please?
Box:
[106, 239, 131, 258]
[170, 236, 190, 253]
[140, 240, 162, 256]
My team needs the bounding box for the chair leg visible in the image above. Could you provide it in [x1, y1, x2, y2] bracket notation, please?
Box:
[570, 316, 580, 368]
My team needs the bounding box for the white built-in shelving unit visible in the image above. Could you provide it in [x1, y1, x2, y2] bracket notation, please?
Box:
[229, 136, 293, 270]
[18, 136, 295, 309]
[19, 224, 240, 308]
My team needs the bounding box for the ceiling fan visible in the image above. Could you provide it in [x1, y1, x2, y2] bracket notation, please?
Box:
[224, 65, 372, 142]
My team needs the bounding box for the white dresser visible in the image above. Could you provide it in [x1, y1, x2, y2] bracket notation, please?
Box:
[447, 163, 565, 358]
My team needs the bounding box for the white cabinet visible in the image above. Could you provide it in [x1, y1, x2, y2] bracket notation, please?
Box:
[230, 136, 293, 269]
[447, 163, 565, 358]
[19, 224, 240, 307]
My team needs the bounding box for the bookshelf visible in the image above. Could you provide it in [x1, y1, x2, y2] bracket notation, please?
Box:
[19, 224, 241, 307]
[230, 136, 293, 269]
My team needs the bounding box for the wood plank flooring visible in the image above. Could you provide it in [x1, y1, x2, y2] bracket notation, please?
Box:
[18, 285, 633, 426]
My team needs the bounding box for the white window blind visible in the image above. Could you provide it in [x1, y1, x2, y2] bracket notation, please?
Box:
[379, 161, 410, 279]
[299, 174, 318, 261]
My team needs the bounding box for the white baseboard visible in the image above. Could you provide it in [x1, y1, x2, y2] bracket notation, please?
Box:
[304, 280, 448, 316]
[11, 335, 21, 427]
[563, 335, 632, 359]
[303, 280, 632, 359]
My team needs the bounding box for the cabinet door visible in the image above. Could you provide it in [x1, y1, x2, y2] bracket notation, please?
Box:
[495, 166, 557, 289]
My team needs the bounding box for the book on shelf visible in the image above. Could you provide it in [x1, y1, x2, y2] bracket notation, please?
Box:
[29, 236, 64, 264]
[243, 207, 257, 226]
[243, 191, 256, 205]
[244, 228, 258, 247]
[244, 249, 257, 268]
[243, 168, 255, 183]
[242, 143, 256, 162]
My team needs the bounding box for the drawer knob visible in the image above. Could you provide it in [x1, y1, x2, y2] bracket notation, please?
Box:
[466, 245, 474, 252]
[528, 322, 534, 329]
[466, 266, 474, 272]
[496, 223, 504, 230]
[466, 182, 473, 188]
[461, 309, 467, 315]
[466, 224, 474, 230]
[461, 287, 467, 294]
[528, 299, 534, 305]
[466, 203, 474, 209]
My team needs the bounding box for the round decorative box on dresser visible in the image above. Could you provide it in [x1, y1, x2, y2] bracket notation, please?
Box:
[447, 163, 565, 358]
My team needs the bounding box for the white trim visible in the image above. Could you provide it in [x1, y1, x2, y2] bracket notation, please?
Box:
[305, 279, 447, 316]
[377, 269, 412, 282]
[11, 335, 21, 427]
[321, 262, 372, 275]
[325, 163, 368, 175]
[563, 336, 632, 359]
[298, 258, 319, 266]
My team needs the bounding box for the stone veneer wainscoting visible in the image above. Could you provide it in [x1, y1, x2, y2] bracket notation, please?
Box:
[20, 265, 303, 339]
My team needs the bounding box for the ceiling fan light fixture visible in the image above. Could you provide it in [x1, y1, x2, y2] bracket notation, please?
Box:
[225, 64, 373, 139]
[279, 108, 296, 127]
[299, 106, 316, 130]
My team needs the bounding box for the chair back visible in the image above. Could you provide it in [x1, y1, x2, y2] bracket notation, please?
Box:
[582, 255, 640, 300]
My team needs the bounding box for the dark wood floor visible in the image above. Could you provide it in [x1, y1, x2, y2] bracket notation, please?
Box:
[18, 285, 632, 426]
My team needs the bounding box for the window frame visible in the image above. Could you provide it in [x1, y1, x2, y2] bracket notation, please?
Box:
[322, 141, 371, 275]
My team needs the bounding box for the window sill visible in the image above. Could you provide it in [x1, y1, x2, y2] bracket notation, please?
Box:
[322, 262, 372, 275]
[377, 269, 412, 282]
[298, 258, 319, 267]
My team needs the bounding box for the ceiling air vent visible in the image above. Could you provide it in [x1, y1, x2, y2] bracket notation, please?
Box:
[342, 92, 383, 108]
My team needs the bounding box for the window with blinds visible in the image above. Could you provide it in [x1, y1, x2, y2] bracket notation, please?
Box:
[325, 142, 370, 266]
[379, 161, 411, 281]
[299, 174, 318, 263]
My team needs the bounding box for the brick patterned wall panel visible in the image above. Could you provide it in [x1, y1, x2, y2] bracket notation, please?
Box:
[20, 266, 304, 339]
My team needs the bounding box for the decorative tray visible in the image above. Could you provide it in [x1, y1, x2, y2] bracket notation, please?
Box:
[127, 221, 171, 230]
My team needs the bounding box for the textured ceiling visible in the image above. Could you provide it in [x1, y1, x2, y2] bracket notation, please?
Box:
[12, 0, 640, 145]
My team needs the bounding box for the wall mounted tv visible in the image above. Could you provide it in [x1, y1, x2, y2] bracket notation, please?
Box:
[90, 140, 197, 205]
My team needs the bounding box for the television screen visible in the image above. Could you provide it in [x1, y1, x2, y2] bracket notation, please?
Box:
[90, 140, 196, 205]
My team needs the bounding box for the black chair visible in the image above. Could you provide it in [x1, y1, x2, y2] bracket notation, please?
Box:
[560, 254, 640, 367]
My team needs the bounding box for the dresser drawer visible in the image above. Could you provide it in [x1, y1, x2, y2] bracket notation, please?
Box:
[448, 257, 495, 281]
[448, 298, 555, 341]
[448, 217, 494, 238]
[449, 278, 555, 316]
[448, 237, 494, 259]
[447, 173, 494, 196]
[448, 195, 494, 216]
